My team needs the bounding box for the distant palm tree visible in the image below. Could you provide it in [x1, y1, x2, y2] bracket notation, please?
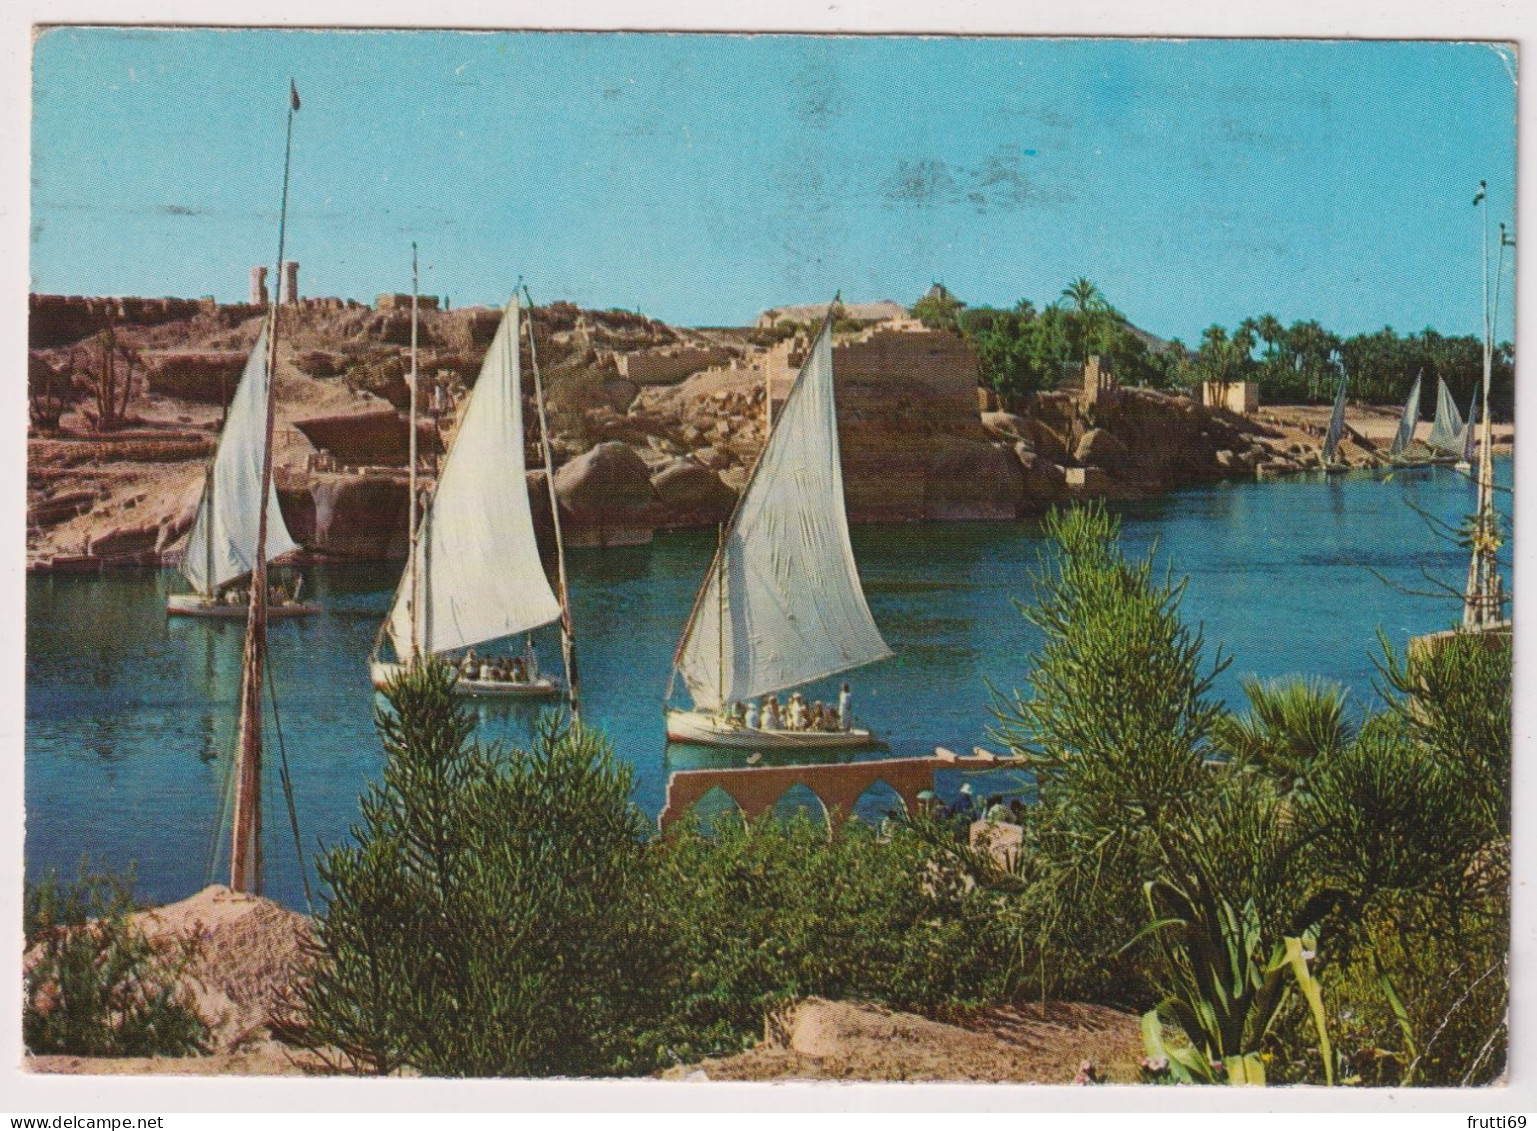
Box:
[1255, 314, 1284, 360]
[1060, 277, 1105, 318]
[1059, 278, 1109, 366]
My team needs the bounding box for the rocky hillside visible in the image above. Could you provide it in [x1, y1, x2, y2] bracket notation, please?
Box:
[29, 292, 1334, 571]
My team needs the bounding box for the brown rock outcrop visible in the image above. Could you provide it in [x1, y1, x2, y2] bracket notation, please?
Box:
[651, 458, 736, 526]
[922, 437, 1021, 520]
[308, 474, 411, 559]
[1074, 427, 1130, 471]
[143, 351, 249, 405]
[553, 441, 657, 548]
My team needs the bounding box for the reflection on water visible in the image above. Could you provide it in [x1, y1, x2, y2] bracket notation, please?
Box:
[26, 461, 1510, 909]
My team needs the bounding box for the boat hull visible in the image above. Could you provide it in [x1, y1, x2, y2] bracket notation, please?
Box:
[665, 708, 878, 750]
[370, 660, 562, 698]
[167, 594, 321, 619]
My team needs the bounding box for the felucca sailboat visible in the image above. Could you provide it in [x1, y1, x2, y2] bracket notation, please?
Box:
[664, 308, 893, 750]
[1318, 373, 1349, 471]
[167, 321, 318, 618]
[1426, 377, 1468, 461]
[369, 292, 576, 700]
[1387, 372, 1424, 463]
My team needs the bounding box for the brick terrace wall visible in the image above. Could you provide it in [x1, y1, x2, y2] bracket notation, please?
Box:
[616, 346, 734, 385]
[831, 328, 984, 521]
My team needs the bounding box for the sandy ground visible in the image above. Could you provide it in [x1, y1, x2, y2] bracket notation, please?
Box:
[661, 998, 1145, 1084]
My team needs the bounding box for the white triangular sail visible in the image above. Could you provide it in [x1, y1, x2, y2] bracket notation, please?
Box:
[386, 297, 560, 660]
[1321, 374, 1348, 465]
[674, 319, 893, 712]
[1389, 373, 1422, 458]
[180, 322, 299, 596]
[1427, 377, 1466, 454]
[1457, 382, 1481, 462]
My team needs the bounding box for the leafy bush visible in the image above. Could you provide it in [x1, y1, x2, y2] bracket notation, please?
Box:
[283, 661, 668, 1077]
[24, 860, 208, 1058]
[950, 502, 1509, 1085]
[645, 812, 1014, 1064]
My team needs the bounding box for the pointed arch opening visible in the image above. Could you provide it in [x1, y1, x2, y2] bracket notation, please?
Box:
[769, 782, 830, 829]
[689, 784, 746, 835]
[851, 778, 907, 830]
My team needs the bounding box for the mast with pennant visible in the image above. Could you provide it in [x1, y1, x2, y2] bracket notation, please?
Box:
[230, 79, 301, 894]
[1463, 182, 1509, 631]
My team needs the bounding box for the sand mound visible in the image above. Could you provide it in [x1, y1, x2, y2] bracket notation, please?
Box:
[130, 884, 311, 1052]
[28, 884, 318, 1076]
[664, 997, 1144, 1084]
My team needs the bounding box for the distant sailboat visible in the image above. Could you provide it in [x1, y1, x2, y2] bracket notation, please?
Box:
[664, 309, 893, 749]
[1455, 381, 1481, 472]
[1388, 373, 1423, 460]
[1426, 377, 1466, 458]
[369, 294, 571, 698]
[1319, 373, 1349, 471]
[167, 322, 318, 619]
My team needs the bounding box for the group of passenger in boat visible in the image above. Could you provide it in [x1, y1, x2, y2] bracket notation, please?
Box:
[214, 578, 303, 607]
[457, 640, 541, 685]
[721, 682, 854, 733]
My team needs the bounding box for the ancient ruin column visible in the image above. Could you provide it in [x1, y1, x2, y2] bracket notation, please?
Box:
[249, 266, 268, 305]
[283, 261, 299, 305]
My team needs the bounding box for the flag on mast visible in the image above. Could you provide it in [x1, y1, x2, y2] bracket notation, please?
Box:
[290, 80, 301, 112]
[1473, 181, 1486, 206]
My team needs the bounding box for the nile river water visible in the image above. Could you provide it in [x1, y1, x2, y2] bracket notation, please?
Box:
[26, 461, 1511, 909]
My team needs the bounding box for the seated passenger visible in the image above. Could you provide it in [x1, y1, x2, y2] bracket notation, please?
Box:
[744, 700, 760, 730]
[511, 657, 527, 682]
[823, 705, 840, 731]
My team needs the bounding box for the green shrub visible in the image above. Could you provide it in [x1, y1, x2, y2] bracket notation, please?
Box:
[23, 860, 208, 1058]
[283, 661, 668, 1077]
[960, 503, 1509, 1085]
[645, 812, 1014, 1064]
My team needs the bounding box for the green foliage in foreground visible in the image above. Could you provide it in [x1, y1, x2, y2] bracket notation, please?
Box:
[645, 813, 1014, 1065]
[23, 861, 208, 1058]
[284, 515, 1508, 1085]
[282, 662, 668, 1077]
[935, 502, 1509, 1086]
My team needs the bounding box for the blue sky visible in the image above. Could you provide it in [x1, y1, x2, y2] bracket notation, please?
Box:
[30, 30, 1516, 342]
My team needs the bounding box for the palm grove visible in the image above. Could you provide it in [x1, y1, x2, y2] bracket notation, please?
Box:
[913, 279, 1514, 418]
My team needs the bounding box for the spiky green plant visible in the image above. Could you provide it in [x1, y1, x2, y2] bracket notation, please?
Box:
[1214, 676, 1353, 790]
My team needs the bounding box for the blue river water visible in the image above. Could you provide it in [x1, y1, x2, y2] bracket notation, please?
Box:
[25, 461, 1510, 909]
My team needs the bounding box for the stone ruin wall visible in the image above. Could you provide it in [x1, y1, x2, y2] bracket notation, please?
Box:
[29, 294, 247, 350]
[830, 328, 988, 521]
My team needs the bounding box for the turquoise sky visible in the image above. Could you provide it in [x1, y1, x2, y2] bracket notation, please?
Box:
[30, 30, 1516, 341]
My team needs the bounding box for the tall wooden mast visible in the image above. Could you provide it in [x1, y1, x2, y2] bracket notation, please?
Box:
[407, 243, 421, 661]
[523, 287, 581, 719]
[230, 80, 299, 895]
[1464, 183, 1508, 632]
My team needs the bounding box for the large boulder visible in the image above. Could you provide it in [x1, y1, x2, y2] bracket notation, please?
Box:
[1019, 418, 1071, 464]
[552, 441, 656, 548]
[979, 412, 1034, 444]
[651, 458, 736, 525]
[308, 475, 411, 559]
[1015, 448, 1068, 510]
[1074, 427, 1130, 471]
[922, 437, 1022, 520]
